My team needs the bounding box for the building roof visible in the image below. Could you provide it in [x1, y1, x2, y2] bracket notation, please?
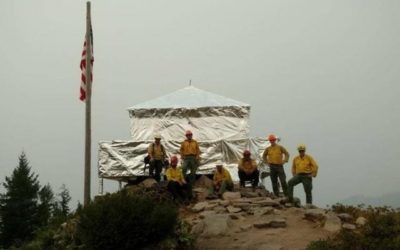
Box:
[127, 86, 249, 110]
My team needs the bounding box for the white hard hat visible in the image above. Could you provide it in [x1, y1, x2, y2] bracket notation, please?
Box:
[154, 133, 161, 139]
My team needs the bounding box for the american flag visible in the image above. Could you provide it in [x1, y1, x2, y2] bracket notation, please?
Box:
[79, 24, 94, 102]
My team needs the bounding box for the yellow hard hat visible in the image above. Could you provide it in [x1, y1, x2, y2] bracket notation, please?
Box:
[297, 144, 306, 151]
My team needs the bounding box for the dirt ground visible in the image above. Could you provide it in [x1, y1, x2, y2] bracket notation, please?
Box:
[178, 185, 333, 250]
[190, 207, 331, 250]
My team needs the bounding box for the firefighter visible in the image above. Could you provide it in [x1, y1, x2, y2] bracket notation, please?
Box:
[208, 162, 234, 198]
[238, 150, 259, 189]
[262, 134, 290, 197]
[180, 130, 201, 185]
[147, 133, 167, 182]
[165, 156, 190, 202]
[288, 144, 318, 207]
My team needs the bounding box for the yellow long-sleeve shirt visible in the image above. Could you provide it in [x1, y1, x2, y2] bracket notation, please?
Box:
[263, 144, 289, 165]
[148, 143, 166, 160]
[292, 154, 318, 177]
[180, 139, 200, 159]
[165, 167, 185, 183]
[213, 167, 233, 184]
[238, 158, 257, 173]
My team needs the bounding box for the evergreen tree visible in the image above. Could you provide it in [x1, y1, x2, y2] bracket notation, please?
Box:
[0, 152, 40, 248]
[58, 184, 71, 217]
[37, 183, 55, 227]
[53, 184, 71, 219]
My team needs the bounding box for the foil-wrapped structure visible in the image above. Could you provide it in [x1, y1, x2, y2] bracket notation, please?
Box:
[98, 86, 269, 182]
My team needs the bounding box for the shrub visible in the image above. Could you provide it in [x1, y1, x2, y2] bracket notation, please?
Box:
[75, 190, 178, 250]
[305, 206, 400, 250]
[174, 220, 195, 250]
[305, 239, 336, 250]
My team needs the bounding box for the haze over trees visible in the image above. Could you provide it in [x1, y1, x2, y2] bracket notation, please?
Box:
[0, 152, 71, 249]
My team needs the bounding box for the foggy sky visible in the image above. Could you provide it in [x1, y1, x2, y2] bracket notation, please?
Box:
[1, 0, 399, 208]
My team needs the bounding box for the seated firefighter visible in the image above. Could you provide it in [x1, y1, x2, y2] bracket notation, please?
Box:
[147, 133, 167, 182]
[238, 150, 260, 189]
[165, 156, 190, 202]
[208, 162, 233, 199]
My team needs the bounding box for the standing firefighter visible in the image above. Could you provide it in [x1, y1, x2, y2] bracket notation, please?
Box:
[180, 130, 201, 185]
[147, 133, 167, 182]
[238, 150, 259, 189]
[288, 144, 318, 206]
[263, 134, 290, 197]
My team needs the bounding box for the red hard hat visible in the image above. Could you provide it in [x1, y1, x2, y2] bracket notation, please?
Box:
[243, 150, 251, 156]
[170, 155, 178, 163]
[268, 134, 277, 141]
[185, 130, 193, 135]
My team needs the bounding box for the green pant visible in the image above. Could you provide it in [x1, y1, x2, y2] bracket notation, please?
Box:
[270, 164, 288, 196]
[288, 174, 313, 204]
[208, 181, 234, 196]
[182, 155, 199, 185]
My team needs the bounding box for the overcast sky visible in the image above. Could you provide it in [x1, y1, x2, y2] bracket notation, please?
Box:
[1, 0, 399, 208]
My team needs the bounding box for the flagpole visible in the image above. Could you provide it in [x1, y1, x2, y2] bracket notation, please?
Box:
[84, 1, 92, 206]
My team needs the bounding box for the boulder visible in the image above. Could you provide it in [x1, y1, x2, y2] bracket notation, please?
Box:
[232, 202, 251, 211]
[253, 220, 271, 229]
[192, 201, 209, 212]
[304, 208, 326, 222]
[269, 218, 287, 228]
[213, 206, 227, 214]
[139, 178, 157, 188]
[201, 214, 233, 237]
[342, 223, 356, 230]
[205, 203, 219, 210]
[253, 217, 287, 229]
[222, 191, 241, 201]
[356, 216, 367, 227]
[227, 205, 242, 213]
[324, 212, 342, 233]
[337, 213, 353, 222]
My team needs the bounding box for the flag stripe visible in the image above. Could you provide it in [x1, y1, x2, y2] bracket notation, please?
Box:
[80, 26, 94, 102]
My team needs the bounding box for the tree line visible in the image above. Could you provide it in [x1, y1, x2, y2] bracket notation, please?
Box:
[0, 152, 73, 249]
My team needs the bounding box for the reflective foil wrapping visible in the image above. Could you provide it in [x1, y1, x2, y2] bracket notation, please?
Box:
[128, 106, 251, 141]
[98, 138, 270, 181]
[98, 86, 270, 181]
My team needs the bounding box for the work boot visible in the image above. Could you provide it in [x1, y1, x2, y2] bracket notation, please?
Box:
[284, 202, 294, 208]
[305, 203, 316, 209]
